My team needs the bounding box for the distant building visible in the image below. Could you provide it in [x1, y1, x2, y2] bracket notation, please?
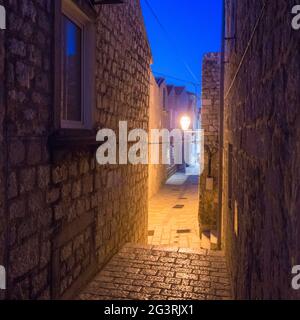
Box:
[167, 85, 198, 131]
[198, 52, 221, 247]
[148, 75, 169, 199]
[187, 91, 198, 130]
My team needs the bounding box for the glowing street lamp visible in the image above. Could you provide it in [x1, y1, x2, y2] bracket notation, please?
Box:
[179, 116, 191, 173]
[180, 116, 191, 131]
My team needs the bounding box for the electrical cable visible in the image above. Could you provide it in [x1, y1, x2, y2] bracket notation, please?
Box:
[143, 0, 199, 84]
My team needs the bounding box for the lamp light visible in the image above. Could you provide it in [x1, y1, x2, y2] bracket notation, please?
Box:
[180, 116, 191, 131]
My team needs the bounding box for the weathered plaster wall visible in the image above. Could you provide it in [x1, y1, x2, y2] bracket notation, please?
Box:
[168, 88, 195, 131]
[199, 53, 221, 234]
[148, 74, 168, 199]
[223, 0, 300, 299]
[2, 0, 151, 299]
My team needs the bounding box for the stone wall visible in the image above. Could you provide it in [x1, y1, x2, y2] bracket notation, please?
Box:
[2, 0, 151, 299]
[4, 0, 54, 299]
[199, 53, 220, 235]
[223, 0, 300, 299]
[0, 0, 5, 300]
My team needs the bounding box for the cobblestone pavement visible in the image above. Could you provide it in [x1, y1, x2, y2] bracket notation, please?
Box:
[148, 173, 201, 248]
[78, 244, 232, 300]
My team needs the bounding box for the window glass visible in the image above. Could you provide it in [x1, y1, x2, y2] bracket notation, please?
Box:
[61, 15, 82, 122]
[163, 89, 166, 110]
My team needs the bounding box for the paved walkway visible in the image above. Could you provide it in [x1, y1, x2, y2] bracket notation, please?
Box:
[148, 172, 201, 248]
[78, 244, 232, 300]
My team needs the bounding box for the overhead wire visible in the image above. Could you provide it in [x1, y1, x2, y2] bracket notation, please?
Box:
[143, 0, 199, 85]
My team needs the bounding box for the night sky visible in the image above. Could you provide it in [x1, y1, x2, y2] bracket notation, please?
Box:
[141, 0, 222, 98]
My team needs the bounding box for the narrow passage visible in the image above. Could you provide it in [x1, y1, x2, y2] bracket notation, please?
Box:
[148, 172, 201, 248]
[78, 244, 232, 300]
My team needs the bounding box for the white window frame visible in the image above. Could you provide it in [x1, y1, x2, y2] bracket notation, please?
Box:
[61, 0, 95, 130]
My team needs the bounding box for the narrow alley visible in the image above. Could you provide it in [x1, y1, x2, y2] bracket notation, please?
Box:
[1, 0, 300, 304]
[78, 168, 232, 301]
[148, 173, 201, 248]
[78, 243, 231, 300]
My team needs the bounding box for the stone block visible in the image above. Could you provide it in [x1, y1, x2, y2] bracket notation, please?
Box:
[9, 140, 25, 166]
[10, 237, 39, 278]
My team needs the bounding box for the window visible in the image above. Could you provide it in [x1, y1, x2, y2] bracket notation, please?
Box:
[60, 0, 95, 129]
[228, 144, 233, 210]
[163, 88, 167, 111]
[234, 201, 238, 236]
[61, 15, 82, 124]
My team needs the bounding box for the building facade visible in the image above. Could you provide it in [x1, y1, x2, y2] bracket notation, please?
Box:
[167, 85, 198, 131]
[148, 75, 169, 199]
[0, 0, 151, 299]
[199, 53, 221, 245]
[222, 0, 300, 299]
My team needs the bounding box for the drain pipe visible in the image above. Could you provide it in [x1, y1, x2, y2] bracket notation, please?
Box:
[217, 0, 226, 250]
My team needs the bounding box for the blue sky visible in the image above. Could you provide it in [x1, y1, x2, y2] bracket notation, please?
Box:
[141, 0, 222, 96]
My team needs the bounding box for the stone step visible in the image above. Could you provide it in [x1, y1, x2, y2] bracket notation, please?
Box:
[166, 165, 178, 179]
[210, 230, 219, 250]
[200, 231, 211, 250]
[200, 230, 219, 250]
